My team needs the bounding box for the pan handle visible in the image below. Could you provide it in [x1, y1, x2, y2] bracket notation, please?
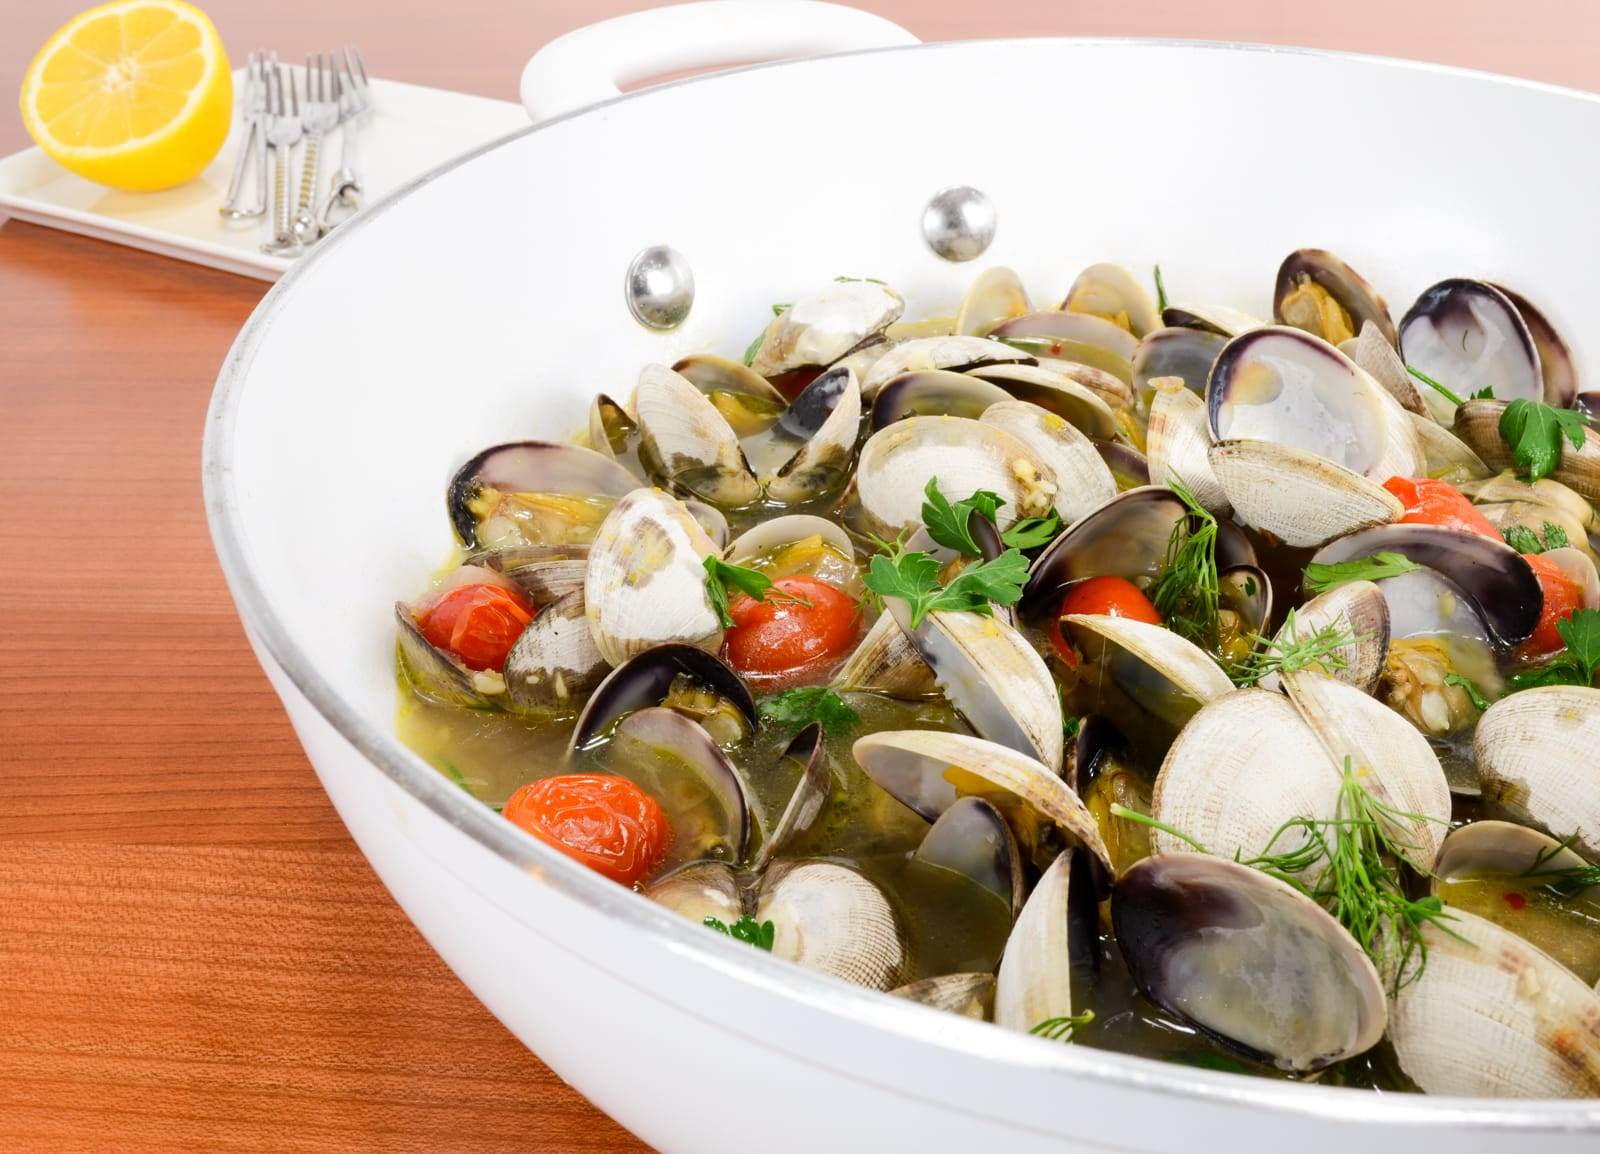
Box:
[521, 1, 919, 122]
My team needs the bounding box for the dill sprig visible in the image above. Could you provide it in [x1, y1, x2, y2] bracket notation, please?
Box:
[1149, 476, 1221, 650]
[1029, 1009, 1095, 1043]
[1112, 757, 1460, 991]
[1229, 609, 1358, 687]
[1520, 833, 1600, 898]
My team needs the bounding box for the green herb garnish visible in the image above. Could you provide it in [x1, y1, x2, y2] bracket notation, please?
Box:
[741, 331, 766, 367]
[834, 275, 887, 285]
[1153, 264, 1168, 312]
[1443, 673, 1493, 711]
[703, 556, 811, 628]
[921, 478, 1005, 557]
[1521, 833, 1600, 898]
[704, 915, 776, 951]
[1029, 1010, 1095, 1043]
[1002, 511, 1063, 550]
[1302, 551, 1423, 594]
[1149, 476, 1221, 649]
[1406, 365, 1465, 408]
[1506, 608, 1600, 690]
[758, 686, 861, 741]
[862, 545, 1030, 629]
[1230, 610, 1356, 687]
[1063, 715, 1081, 742]
[1499, 397, 1588, 483]
[1502, 520, 1570, 555]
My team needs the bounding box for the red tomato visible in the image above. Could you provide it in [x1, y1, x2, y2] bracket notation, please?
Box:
[724, 575, 860, 685]
[1047, 576, 1162, 664]
[417, 582, 535, 672]
[1381, 476, 1498, 538]
[1517, 554, 1586, 660]
[503, 774, 672, 886]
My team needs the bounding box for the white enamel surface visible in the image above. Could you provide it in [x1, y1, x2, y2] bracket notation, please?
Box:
[207, 35, 1600, 1153]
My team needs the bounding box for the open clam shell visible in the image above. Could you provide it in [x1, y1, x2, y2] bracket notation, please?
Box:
[1345, 321, 1426, 414]
[752, 724, 832, 872]
[956, 267, 1032, 337]
[871, 369, 1012, 430]
[584, 488, 724, 666]
[1273, 248, 1395, 346]
[1152, 689, 1342, 879]
[471, 545, 590, 604]
[891, 973, 997, 1020]
[1161, 303, 1266, 338]
[394, 602, 496, 709]
[1493, 284, 1579, 408]
[644, 860, 742, 925]
[1264, 579, 1390, 695]
[914, 796, 1025, 917]
[1475, 686, 1600, 862]
[1399, 279, 1543, 421]
[979, 400, 1117, 524]
[1062, 262, 1161, 338]
[886, 600, 1064, 771]
[587, 393, 637, 459]
[1407, 412, 1491, 484]
[1132, 326, 1227, 403]
[989, 311, 1138, 385]
[1434, 820, 1596, 892]
[859, 335, 1034, 399]
[749, 280, 904, 378]
[502, 589, 608, 714]
[447, 441, 639, 549]
[766, 366, 862, 504]
[1111, 853, 1387, 1073]
[1064, 614, 1234, 741]
[634, 364, 761, 507]
[994, 849, 1100, 1037]
[673, 352, 788, 418]
[832, 611, 936, 698]
[1210, 439, 1403, 548]
[566, 643, 756, 757]
[1453, 398, 1600, 502]
[851, 730, 1113, 883]
[1145, 380, 1228, 514]
[1387, 908, 1600, 1097]
[755, 860, 907, 990]
[612, 706, 751, 861]
[968, 363, 1124, 441]
[1308, 523, 1541, 649]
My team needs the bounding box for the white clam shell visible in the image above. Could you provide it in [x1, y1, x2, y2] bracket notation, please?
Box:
[750, 280, 904, 377]
[1407, 410, 1491, 483]
[1209, 439, 1402, 548]
[1475, 686, 1600, 861]
[1260, 580, 1390, 695]
[832, 610, 935, 698]
[633, 364, 760, 506]
[1062, 262, 1161, 338]
[956, 266, 1031, 337]
[756, 861, 905, 991]
[971, 362, 1123, 440]
[1344, 321, 1427, 414]
[891, 972, 996, 1020]
[584, 488, 723, 665]
[859, 335, 1031, 398]
[1387, 908, 1600, 1097]
[979, 399, 1116, 524]
[994, 850, 1080, 1034]
[766, 368, 863, 504]
[503, 589, 608, 713]
[1064, 614, 1234, 717]
[1145, 379, 1229, 514]
[644, 861, 742, 925]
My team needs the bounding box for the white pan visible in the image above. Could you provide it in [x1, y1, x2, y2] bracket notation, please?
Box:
[204, 3, 1600, 1149]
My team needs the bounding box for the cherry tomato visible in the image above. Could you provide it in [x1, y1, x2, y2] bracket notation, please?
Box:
[1381, 476, 1498, 538]
[417, 582, 535, 672]
[724, 575, 860, 685]
[1046, 576, 1162, 664]
[1516, 553, 1586, 660]
[503, 773, 672, 886]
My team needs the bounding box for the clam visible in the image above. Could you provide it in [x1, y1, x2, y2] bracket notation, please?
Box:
[1095, 441, 1151, 488]
[1208, 440, 1402, 548]
[1111, 853, 1387, 1072]
[832, 611, 937, 698]
[645, 860, 742, 924]
[1399, 279, 1543, 422]
[1460, 471, 1600, 537]
[1062, 262, 1161, 337]
[395, 600, 502, 709]
[1144, 379, 1229, 514]
[765, 366, 863, 504]
[1453, 398, 1600, 501]
[885, 600, 1065, 771]
[1491, 284, 1578, 408]
[1344, 321, 1427, 415]
[446, 441, 639, 550]
[871, 369, 1013, 430]
[752, 724, 832, 871]
[1387, 909, 1600, 1097]
[1064, 614, 1234, 739]
[725, 512, 860, 595]
[989, 311, 1139, 385]
[855, 416, 1056, 536]
[672, 353, 788, 436]
[1308, 523, 1541, 649]
[913, 796, 1025, 917]
[1070, 716, 1152, 875]
[1150, 689, 1342, 878]
[1475, 686, 1600, 862]
[612, 707, 752, 861]
[891, 973, 997, 1019]
[633, 364, 762, 507]
[587, 393, 637, 459]
[683, 499, 730, 549]
[1273, 248, 1395, 346]
[583, 488, 724, 666]
[472, 544, 589, 604]
[859, 335, 1033, 399]
[1132, 326, 1227, 404]
[1032, 358, 1138, 415]
[567, 643, 757, 757]
[979, 400, 1117, 524]
[968, 363, 1123, 441]
[1377, 567, 1503, 745]
[994, 849, 1101, 1036]
[1160, 303, 1265, 338]
[851, 730, 1113, 881]
[1407, 412, 1491, 484]
[500, 589, 608, 714]
[956, 267, 1031, 337]
[755, 860, 907, 990]
[1262, 579, 1390, 695]
[748, 280, 904, 378]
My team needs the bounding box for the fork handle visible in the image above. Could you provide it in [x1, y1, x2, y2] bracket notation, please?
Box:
[219, 118, 257, 214]
[296, 133, 322, 215]
[273, 144, 293, 241]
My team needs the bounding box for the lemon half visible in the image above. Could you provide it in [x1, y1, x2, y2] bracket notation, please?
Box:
[19, 0, 231, 192]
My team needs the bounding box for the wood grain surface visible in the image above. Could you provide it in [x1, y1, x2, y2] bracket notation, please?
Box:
[1, 2, 1597, 1150]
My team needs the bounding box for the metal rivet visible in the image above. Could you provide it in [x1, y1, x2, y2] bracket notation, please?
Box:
[625, 245, 695, 330]
[920, 186, 996, 262]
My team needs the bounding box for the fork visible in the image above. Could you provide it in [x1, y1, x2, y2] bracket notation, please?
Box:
[317, 46, 372, 232]
[261, 63, 304, 256]
[291, 53, 340, 243]
[218, 52, 268, 219]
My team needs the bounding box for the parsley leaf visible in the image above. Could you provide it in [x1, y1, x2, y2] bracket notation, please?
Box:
[1470, 385, 1496, 400]
[703, 915, 776, 951]
[1507, 608, 1600, 690]
[1153, 264, 1168, 312]
[1499, 398, 1588, 483]
[1406, 365, 1465, 408]
[1544, 522, 1571, 550]
[921, 478, 1006, 557]
[741, 330, 765, 367]
[1444, 673, 1492, 711]
[703, 556, 810, 628]
[771, 302, 791, 316]
[1303, 551, 1423, 594]
[863, 547, 1030, 628]
[1063, 716, 1081, 741]
[757, 686, 861, 741]
[1002, 511, 1063, 550]
[1505, 521, 1571, 555]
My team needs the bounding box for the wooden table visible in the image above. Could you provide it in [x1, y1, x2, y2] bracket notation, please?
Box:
[1, 2, 1595, 1149]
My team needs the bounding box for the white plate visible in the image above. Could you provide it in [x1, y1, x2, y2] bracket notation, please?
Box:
[0, 68, 528, 281]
